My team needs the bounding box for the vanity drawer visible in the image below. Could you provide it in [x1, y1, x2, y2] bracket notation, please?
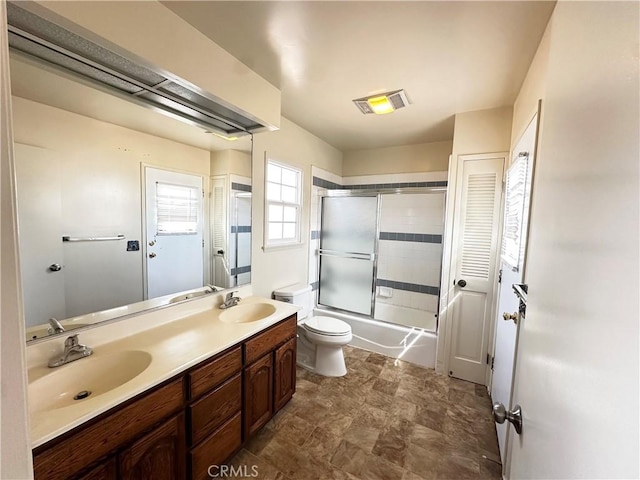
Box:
[190, 412, 242, 480]
[188, 346, 242, 399]
[244, 315, 297, 365]
[189, 373, 241, 446]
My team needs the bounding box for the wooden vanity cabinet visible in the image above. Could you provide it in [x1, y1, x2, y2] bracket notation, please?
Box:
[120, 414, 186, 480]
[243, 315, 297, 438]
[274, 337, 297, 411]
[33, 314, 297, 480]
[244, 353, 274, 438]
[34, 378, 184, 480]
[72, 414, 185, 480]
[75, 456, 117, 480]
[186, 347, 243, 480]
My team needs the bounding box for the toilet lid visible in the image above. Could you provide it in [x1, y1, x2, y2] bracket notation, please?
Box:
[304, 316, 351, 336]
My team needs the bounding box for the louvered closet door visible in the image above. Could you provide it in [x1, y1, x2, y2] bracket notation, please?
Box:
[211, 177, 228, 288]
[449, 156, 505, 384]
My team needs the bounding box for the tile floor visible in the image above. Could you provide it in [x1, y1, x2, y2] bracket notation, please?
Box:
[228, 345, 502, 480]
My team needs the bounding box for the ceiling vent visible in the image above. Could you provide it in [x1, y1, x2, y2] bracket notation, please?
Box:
[6, 2, 265, 137]
[353, 89, 410, 115]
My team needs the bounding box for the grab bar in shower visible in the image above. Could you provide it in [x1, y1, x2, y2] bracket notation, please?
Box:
[317, 248, 375, 261]
[62, 235, 125, 242]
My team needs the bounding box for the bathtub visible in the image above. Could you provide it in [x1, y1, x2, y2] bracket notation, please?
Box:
[312, 308, 437, 369]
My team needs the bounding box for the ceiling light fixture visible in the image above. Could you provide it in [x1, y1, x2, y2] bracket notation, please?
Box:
[206, 131, 239, 141]
[353, 89, 410, 115]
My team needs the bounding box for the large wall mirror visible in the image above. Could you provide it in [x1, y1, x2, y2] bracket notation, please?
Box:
[11, 51, 253, 342]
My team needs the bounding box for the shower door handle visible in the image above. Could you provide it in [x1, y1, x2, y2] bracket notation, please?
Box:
[317, 249, 375, 261]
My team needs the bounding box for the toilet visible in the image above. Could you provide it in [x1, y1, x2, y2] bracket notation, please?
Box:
[273, 284, 352, 377]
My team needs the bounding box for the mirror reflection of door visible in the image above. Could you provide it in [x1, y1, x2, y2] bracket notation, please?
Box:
[14, 144, 66, 328]
[144, 167, 204, 299]
[211, 176, 229, 288]
[230, 188, 252, 286]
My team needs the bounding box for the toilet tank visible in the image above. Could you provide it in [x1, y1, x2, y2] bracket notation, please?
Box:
[273, 283, 313, 319]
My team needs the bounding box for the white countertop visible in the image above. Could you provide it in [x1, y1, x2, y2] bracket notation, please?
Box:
[27, 290, 298, 448]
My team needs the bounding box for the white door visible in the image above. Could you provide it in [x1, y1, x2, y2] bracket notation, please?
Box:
[505, 4, 639, 478]
[491, 112, 538, 463]
[14, 144, 66, 327]
[448, 154, 505, 383]
[144, 167, 204, 298]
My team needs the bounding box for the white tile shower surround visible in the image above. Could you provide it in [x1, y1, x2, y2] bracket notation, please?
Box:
[376, 288, 439, 313]
[379, 193, 445, 235]
[377, 241, 443, 287]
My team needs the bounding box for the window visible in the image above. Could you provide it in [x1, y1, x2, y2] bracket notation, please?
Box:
[265, 159, 302, 246]
[155, 182, 200, 235]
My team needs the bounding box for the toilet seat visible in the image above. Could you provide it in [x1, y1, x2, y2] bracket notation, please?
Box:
[303, 316, 351, 336]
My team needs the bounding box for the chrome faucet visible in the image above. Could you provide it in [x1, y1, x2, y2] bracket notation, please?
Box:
[48, 334, 93, 368]
[220, 291, 241, 309]
[47, 317, 65, 335]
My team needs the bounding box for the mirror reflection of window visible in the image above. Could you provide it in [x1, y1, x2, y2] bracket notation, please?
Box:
[156, 183, 200, 235]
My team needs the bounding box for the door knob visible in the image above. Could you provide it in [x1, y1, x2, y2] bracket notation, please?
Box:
[148, 252, 156, 258]
[493, 402, 523, 434]
[457, 279, 467, 288]
[48, 263, 62, 272]
[503, 312, 518, 324]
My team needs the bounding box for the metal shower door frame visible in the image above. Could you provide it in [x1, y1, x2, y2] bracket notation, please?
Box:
[317, 186, 447, 321]
[317, 191, 380, 317]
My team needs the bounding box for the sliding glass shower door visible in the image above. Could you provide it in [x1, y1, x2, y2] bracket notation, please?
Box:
[318, 196, 378, 315]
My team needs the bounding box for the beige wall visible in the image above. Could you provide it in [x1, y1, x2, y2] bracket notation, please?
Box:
[452, 106, 513, 157]
[342, 140, 452, 176]
[251, 117, 342, 298]
[210, 149, 252, 178]
[511, 16, 552, 149]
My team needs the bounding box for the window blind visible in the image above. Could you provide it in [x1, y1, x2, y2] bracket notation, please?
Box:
[501, 154, 529, 271]
[156, 182, 199, 235]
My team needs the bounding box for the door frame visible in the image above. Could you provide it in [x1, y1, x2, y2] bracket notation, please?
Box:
[490, 105, 542, 478]
[437, 152, 507, 382]
[140, 163, 209, 299]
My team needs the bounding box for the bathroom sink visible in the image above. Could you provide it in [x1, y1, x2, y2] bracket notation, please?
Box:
[219, 303, 276, 323]
[29, 350, 152, 414]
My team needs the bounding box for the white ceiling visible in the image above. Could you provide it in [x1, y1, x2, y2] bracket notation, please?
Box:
[163, 1, 556, 152]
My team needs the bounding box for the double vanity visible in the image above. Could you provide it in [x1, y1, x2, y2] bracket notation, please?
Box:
[26, 288, 298, 480]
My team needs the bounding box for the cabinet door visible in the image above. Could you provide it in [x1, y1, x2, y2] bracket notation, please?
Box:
[274, 337, 297, 412]
[120, 414, 185, 480]
[74, 456, 117, 480]
[243, 353, 273, 438]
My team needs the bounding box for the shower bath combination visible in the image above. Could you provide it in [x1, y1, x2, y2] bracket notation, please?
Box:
[312, 188, 446, 367]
